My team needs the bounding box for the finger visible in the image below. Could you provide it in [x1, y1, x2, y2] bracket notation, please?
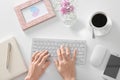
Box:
[65, 47, 70, 59]
[57, 48, 62, 61]
[72, 48, 77, 61]
[34, 52, 42, 62]
[42, 61, 50, 70]
[39, 54, 50, 65]
[54, 59, 59, 68]
[34, 50, 46, 62]
[60, 45, 66, 61]
[32, 51, 39, 62]
[36, 50, 48, 63]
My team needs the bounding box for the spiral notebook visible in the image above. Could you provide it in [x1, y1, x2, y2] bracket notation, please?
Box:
[0, 36, 27, 80]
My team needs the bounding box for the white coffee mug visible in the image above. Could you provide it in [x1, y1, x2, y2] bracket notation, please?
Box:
[90, 12, 112, 37]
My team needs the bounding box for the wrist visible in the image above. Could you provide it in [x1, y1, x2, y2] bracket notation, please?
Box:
[25, 75, 39, 80]
[64, 77, 75, 80]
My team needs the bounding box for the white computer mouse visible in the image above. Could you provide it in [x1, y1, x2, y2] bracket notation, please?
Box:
[90, 45, 108, 67]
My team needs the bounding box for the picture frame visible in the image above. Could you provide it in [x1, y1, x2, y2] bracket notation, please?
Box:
[15, 0, 56, 30]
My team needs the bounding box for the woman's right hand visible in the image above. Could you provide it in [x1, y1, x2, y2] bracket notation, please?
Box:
[54, 45, 77, 80]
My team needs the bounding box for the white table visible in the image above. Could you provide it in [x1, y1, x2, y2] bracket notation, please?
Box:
[1, 0, 120, 80]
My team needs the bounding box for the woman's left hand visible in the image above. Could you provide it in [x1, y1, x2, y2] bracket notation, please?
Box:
[25, 50, 50, 80]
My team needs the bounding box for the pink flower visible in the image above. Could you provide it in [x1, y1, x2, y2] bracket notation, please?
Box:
[61, 7, 67, 14]
[60, 0, 74, 15]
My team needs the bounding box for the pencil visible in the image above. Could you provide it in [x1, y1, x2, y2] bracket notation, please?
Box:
[6, 43, 11, 70]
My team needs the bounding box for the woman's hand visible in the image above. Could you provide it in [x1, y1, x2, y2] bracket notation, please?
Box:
[54, 45, 77, 80]
[25, 50, 50, 80]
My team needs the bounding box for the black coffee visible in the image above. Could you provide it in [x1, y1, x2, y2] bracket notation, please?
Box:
[92, 13, 107, 28]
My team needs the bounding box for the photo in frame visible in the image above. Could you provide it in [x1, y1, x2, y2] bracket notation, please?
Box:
[15, 0, 56, 30]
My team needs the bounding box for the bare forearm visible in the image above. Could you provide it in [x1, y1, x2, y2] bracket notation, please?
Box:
[25, 76, 38, 80]
[64, 78, 75, 80]
[25, 75, 39, 80]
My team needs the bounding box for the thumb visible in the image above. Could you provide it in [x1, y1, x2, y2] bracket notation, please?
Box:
[54, 59, 59, 68]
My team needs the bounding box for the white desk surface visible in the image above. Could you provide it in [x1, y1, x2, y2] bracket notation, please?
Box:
[1, 0, 120, 80]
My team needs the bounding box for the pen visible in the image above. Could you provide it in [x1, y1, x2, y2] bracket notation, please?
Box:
[6, 43, 11, 70]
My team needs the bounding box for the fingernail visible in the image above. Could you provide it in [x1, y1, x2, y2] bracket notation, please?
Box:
[44, 50, 47, 52]
[42, 50, 45, 52]
[49, 54, 51, 57]
[35, 51, 38, 54]
[60, 45, 62, 48]
[44, 50, 48, 53]
[48, 54, 50, 56]
[61, 45, 64, 48]
[75, 48, 77, 52]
